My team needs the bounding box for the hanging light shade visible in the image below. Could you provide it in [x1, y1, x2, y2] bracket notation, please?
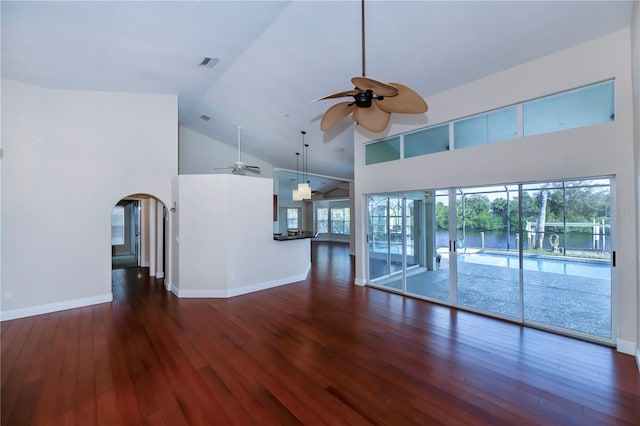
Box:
[298, 183, 311, 198]
[298, 131, 312, 200]
[298, 182, 311, 200]
[292, 151, 303, 201]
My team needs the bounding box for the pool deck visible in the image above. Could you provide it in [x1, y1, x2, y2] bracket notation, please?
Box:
[370, 252, 611, 339]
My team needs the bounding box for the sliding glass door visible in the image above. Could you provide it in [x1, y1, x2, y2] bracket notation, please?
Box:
[521, 179, 612, 339]
[455, 185, 521, 319]
[402, 191, 451, 302]
[366, 177, 613, 344]
[368, 194, 404, 291]
[368, 192, 447, 298]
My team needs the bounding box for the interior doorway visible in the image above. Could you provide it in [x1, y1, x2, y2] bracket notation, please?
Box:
[111, 195, 167, 279]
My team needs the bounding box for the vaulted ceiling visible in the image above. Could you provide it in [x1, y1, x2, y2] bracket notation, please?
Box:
[1, 1, 633, 180]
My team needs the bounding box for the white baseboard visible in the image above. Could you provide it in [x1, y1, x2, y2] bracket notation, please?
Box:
[227, 269, 309, 297]
[156, 272, 165, 279]
[174, 288, 228, 298]
[165, 281, 172, 291]
[617, 339, 636, 356]
[170, 283, 179, 297]
[1, 293, 113, 321]
[173, 266, 310, 299]
[354, 277, 366, 286]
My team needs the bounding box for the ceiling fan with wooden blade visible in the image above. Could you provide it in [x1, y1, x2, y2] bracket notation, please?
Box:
[215, 126, 261, 175]
[312, 0, 428, 133]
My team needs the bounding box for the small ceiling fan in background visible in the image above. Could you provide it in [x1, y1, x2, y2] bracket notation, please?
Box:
[313, 0, 428, 133]
[216, 125, 261, 175]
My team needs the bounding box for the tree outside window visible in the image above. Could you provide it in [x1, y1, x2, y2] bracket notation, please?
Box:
[287, 208, 299, 230]
[317, 208, 329, 233]
[331, 208, 350, 235]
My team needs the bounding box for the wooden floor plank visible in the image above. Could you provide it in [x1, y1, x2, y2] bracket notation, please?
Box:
[1, 241, 639, 425]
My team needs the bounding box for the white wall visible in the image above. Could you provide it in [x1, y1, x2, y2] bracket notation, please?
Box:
[169, 176, 180, 291]
[353, 29, 637, 353]
[349, 181, 355, 255]
[139, 198, 151, 267]
[1, 79, 177, 319]
[174, 174, 310, 297]
[179, 126, 274, 178]
[631, 1, 640, 366]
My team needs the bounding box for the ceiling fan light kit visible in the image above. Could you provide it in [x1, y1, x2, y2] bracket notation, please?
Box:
[313, 0, 428, 133]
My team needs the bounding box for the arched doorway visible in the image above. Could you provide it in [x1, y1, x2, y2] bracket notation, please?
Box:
[111, 193, 169, 284]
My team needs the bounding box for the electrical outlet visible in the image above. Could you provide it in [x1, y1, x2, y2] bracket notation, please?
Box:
[4, 291, 13, 300]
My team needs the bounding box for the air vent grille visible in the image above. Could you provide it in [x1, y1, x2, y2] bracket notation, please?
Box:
[199, 57, 219, 68]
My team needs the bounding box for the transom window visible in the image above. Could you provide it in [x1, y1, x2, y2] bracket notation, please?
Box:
[365, 80, 615, 164]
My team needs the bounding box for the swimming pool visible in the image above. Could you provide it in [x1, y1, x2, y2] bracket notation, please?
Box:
[458, 252, 610, 280]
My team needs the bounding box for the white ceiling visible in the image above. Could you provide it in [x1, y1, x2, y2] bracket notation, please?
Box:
[1, 1, 633, 180]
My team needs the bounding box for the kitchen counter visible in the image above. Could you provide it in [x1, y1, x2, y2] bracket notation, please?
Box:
[273, 231, 317, 241]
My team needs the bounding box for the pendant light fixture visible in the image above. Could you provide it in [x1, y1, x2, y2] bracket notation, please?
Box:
[292, 152, 303, 201]
[297, 131, 312, 200]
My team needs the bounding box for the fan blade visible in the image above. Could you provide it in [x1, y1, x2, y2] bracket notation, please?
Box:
[321, 102, 356, 131]
[311, 90, 359, 103]
[351, 77, 398, 97]
[354, 101, 391, 133]
[376, 83, 428, 114]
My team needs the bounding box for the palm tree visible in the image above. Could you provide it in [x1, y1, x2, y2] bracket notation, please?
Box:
[535, 189, 549, 249]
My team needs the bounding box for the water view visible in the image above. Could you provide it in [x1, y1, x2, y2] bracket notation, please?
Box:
[457, 252, 610, 280]
[368, 177, 613, 342]
[435, 229, 611, 252]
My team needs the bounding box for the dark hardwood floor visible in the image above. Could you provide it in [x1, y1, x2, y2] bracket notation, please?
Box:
[2, 241, 639, 425]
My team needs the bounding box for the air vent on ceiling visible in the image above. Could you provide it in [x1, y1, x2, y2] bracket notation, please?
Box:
[199, 57, 219, 68]
[200, 114, 211, 121]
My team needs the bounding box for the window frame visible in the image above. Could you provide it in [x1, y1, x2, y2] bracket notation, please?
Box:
[286, 207, 300, 230]
[330, 207, 351, 235]
[111, 206, 125, 246]
[316, 207, 329, 234]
